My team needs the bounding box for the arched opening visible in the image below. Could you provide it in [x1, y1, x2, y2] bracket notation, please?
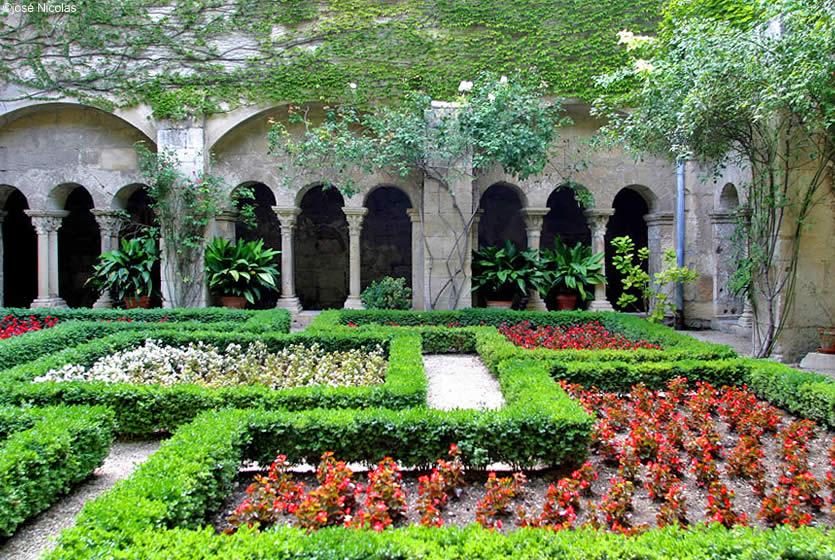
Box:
[235, 183, 282, 309]
[541, 186, 592, 310]
[58, 186, 100, 307]
[605, 188, 650, 312]
[361, 187, 412, 291]
[477, 183, 526, 250]
[1, 188, 36, 307]
[296, 186, 348, 310]
[120, 186, 162, 307]
[714, 183, 743, 316]
[718, 183, 740, 211]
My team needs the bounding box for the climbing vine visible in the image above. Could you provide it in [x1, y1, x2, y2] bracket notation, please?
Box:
[0, 0, 661, 118]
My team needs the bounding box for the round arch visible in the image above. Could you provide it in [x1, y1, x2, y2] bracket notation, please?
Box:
[605, 187, 650, 312]
[296, 185, 348, 310]
[57, 185, 100, 307]
[1, 186, 37, 307]
[718, 183, 740, 211]
[361, 186, 412, 291]
[234, 182, 282, 308]
[541, 186, 591, 250]
[477, 183, 527, 250]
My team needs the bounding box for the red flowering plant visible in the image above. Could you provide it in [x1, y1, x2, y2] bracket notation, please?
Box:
[726, 435, 767, 495]
[475, 472, 527, 529]
[0, 314, 58, 339]
[498, 321, 661, 351]
[599, 477, 638, 534]
[226, 454, 305, 531]
[348, 457, 407, 531]
[416, 444, 466, 527]
[779, 420, 816, 469]
[519, 477, 580, 530]
[570, 462, 598, 496]
[616, 447, 642, 482]
[294, 452, 361, 530]
[656, 484, 687, 528]
[685, 382, 718, 419]
[706, 481, 747, 528]
[827, 438, 835, 512]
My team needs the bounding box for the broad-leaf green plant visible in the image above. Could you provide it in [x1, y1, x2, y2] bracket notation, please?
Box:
[540, 238, 605, 301]
[472, 241, 531, 301]
[205, 238, 280, 305]
[86, 236, 159, 303]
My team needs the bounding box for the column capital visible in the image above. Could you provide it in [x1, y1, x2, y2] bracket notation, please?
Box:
[91, 209, 125, 237]
[343, 207, 368, 234]
[25, 210, 69, 234]
[643, 212, 674, 227]
[406, 208, 421, 223]
[272, 206, 301, 228]
[523, 206, 549, 231]
[708, 210, 738, 225]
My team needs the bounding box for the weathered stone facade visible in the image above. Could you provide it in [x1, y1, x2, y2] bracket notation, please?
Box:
[1, 98, 832, 361]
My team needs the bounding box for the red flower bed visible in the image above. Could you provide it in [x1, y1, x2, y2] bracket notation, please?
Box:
[0, 314, 58, 339]
[500, 320, 661, 351]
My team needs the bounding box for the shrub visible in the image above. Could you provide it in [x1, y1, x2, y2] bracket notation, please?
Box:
[360, 277, 412, 310]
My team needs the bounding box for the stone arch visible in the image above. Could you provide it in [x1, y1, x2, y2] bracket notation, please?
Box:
[541, 186, 591, 250]
[361, 186, 412, 291]
[233, 182, 282, 308]
[605, 187, 650, 311]
[718, 183, 740, 211]
[296, 185, 348, 310]
[57, 185, 100, 307]
[477, 183, 527, 250]
[1, 186, 37, 307]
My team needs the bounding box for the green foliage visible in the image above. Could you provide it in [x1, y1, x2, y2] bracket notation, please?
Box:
[86, 236, 159, 303]
[0, 405, 115, 537]
[610, 236, 697, 322]
[205, 237, 280, 305]
[1, 1, 663, 119]
[472, 241, 531, 300]
[360, 277, 412, 310]
[539, 238, 605, 300]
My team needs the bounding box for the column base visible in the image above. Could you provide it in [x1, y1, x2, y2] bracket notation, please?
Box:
[588, 299, 614, 311]
[737, 312, 753, 328]
[275, 296, 302, 314]
[31, 297, 68, 309]
[92, 294, 114, 309]
[525, 292, 548, 312]
[343, 296, 364, 310]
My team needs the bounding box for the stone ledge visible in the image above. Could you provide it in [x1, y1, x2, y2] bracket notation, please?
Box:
[799, 352, 835, 377]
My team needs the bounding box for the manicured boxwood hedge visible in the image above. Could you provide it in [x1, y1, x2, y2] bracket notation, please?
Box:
[0, 331, 426, 436]
[47, 407, 829, 560]
[0, 405, 115, 536]
[0, 306, 290, 326]
[0, 308, 292, 370]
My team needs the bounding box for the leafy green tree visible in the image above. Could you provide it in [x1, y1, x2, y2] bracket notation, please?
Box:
[594, 0, 835, 355]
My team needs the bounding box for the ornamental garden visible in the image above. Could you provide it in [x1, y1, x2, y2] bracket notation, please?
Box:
[1, 0, 834, 558]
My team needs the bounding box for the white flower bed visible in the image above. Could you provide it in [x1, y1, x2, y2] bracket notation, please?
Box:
[34, 340, 387, 389]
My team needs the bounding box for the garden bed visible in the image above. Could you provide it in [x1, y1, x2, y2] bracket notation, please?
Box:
[0, 314, 58, 340]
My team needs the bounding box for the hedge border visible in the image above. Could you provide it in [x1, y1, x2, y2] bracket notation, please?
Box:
[0, 405, 115, 536]
[0, 331, 427, 436]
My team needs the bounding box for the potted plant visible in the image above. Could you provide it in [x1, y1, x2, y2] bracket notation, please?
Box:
[540, 238, 605, 310]
[205, 237, 280, 308]
[87, 236, 159, 308]
[472, 241, 531, 308]
[819, 328, 835, 354]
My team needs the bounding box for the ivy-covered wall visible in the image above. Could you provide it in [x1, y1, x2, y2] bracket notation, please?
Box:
[1, 0, 662, 119]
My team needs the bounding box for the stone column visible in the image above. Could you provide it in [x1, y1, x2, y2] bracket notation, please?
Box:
[25, 210, 69, 308]
[343, 207, 368, 309]
[471, 209, 484, 253]
[644, 212, 675, 316]
[584, 209, 615, 311]
[523, 207, 550, 311]
[213, 209, 239, 241]
[406, 208, 424, 310]
[709, 210, 744, 318]
[272, 207, 302, 314]
[0, 210, 5, 307]
[91, 210, 125, 308]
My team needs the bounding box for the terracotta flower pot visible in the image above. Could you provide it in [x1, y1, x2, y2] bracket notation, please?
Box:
[220, 295, 247, 309]
[818, 327, 835, 354]
[486, 300, 513, 309]
[555, 293, 578, 311]
[124, 295, 151, 309]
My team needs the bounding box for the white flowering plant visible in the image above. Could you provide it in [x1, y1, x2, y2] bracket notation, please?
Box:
[35, 340, 387, 390]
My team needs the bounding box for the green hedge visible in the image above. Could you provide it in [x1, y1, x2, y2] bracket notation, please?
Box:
[0, 308, 292, 370]
[0, 405, 115, 536]
[0, 331, 427, 436]
[52, 525, 835, 560]
[745, 361, 835, 427]
[0, 306, 290, 326]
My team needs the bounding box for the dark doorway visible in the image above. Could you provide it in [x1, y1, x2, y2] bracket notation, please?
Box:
[477, 184, 526, 250]
[121, 187, 162, 307]
[361, 187, 412, 290]
[296, 186, 348, 310]
[605, 188, 650, 311]
[235, 183, 281, 308]
[541, 187, 591, 250]
[58, 187, 100, 307]
[2, 189, 36, 307]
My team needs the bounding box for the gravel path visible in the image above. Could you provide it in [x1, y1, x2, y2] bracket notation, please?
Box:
[424, 354, 505, 410]
[685, 329, 752, 356]
[0, 440, 161, 560]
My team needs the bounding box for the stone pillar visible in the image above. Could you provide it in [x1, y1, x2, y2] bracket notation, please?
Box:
[25, 210, 69, 308]
[272, 207, 302, 314]
[584, 209, 615, 311]
[523, 207, 550, 311]
[91, 210, 125, 309]
[213, 209, 239, 241]
[471, 209, 484, 253]
[738, 300, 753, 328]
[644, 212, 675, 316]
[709, 210, 744, 318]
[343, 207, 368, 309]
[406, 208, 424, 310]
[0, 210, 5, 307]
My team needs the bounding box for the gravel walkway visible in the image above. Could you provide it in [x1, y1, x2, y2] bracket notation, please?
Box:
[0, 440, 161, 560]
[424, 354, 505, 410]
[685, 329, 752, 356]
